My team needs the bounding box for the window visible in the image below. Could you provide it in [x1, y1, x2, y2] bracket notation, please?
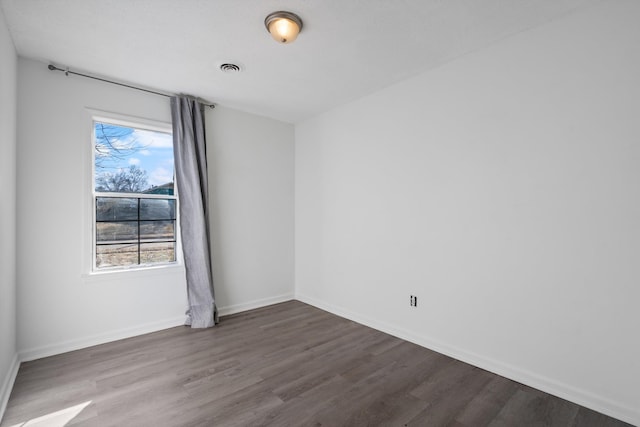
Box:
[92, 119, 178, 271]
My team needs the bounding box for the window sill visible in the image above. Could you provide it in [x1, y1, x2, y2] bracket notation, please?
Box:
[81, 263, 185, 283]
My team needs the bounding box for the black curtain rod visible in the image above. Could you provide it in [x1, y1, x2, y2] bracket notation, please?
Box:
[47, 64, 215, 109]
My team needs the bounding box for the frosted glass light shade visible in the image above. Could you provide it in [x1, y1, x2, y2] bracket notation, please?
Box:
[265, 11, 303, 44]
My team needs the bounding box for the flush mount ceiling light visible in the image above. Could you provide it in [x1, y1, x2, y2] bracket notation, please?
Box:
[264, 11, 303, 44]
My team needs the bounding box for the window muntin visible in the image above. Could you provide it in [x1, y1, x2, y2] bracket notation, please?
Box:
[92, 120, 177, 271]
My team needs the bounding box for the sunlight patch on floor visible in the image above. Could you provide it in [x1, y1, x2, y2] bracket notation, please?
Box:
[9, 401, 92, 427]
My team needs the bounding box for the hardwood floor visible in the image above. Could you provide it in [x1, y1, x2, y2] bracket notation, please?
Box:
[1, 301, 632, 426]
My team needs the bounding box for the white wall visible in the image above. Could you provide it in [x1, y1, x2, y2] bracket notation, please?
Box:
[0, 4, 18, 419]
[16, 58, 295, 360]
[16, 58, 188, 359]
[295, 1, 640, 424]
[207, 107, 295, 315]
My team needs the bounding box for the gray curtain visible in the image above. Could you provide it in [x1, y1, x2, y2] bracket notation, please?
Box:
[171, 96, 217, 328]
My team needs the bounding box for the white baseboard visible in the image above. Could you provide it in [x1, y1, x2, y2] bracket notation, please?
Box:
[18, 295, 296, 363]
[0, 353, 20, 423]
[218, 293, 294, 317]
[19, 316, 186, 362]
[295, 293, 640, 427]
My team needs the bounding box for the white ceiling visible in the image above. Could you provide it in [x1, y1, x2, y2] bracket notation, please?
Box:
[1, 0, 600, 123]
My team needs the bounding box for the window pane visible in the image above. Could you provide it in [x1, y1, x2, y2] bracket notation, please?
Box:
[93, 119, 177, 271]
[96, 198, 138, 221]
[144, 183, 174, 196]
[140, 221, 175, 242]
[140, 242, 175, 264]
[94, 122, 174, 194]
[140, 199, 176, 220]
[96, 244, 138, 268]
[96, 222, 138, 242]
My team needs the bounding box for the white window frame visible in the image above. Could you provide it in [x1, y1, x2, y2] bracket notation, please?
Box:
[86, 110, 183, 274]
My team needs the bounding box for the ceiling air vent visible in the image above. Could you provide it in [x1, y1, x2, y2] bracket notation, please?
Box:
[219, 63, 241, 73]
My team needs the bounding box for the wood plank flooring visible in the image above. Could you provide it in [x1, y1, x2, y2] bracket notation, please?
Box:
[1, 301, 632, 426]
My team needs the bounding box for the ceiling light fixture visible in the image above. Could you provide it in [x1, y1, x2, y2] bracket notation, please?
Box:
[264, 11, 303, 44]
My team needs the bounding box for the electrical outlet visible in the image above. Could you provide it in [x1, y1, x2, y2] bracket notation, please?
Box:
[410, 295, 417, 307]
